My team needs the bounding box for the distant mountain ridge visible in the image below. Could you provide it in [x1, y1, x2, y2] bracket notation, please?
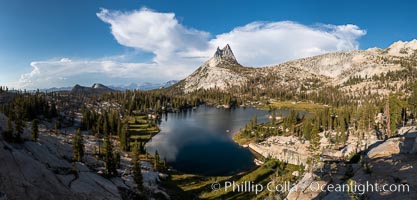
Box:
[108, 80, 179, 91]
[70, 83, 114, 94]
[172, 40, 417, 94]
[41, 80, 179, 92]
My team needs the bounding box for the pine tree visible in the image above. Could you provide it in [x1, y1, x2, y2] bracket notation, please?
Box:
[7, 118, 13, 134]
[117, 119, 121, 138]
[271, 110, 276, 124]
[2, 118, 13, 141]
[55, 122, 60, 135]
[154, 150, 160, 170]
[131, 141, 143, 190]
[49, 102, 58, 118]
[114, 151, 120, 169]
[388, 94, 405, 137]
[120, 124, 128, 150]
[103, 136, 117, 176]
[139, 141, 144, 154]
[72, 129, 84, 162]
[409, 83, 417, 121]
[15, 116, 24, 142]
[308, 123, 321, 178]
[69, 110, 75, 125]
[163, 157, 167, 168]
[32, 119, 39, 141]
[302, 118, 313, 140]
[103, 116, 109, 137]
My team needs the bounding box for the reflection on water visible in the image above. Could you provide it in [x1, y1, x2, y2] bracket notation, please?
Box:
[146, 105, 281, 176]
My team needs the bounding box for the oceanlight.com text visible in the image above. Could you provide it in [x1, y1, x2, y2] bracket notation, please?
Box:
[211, 181, 410, 195]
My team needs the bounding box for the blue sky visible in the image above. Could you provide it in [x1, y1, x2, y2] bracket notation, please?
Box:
[0, 0, 416, 89]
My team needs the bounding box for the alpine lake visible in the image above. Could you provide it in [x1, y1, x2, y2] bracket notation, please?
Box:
[146, 105, 295, 176]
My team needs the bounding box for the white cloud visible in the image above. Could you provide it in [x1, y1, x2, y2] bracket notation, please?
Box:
[96, 8, 210, 63]
[204, 21, 366, 66]
[18, 58, 192, 89]
[17, 8, 366, 89]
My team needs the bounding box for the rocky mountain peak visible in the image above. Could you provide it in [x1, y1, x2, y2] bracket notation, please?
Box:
[71, 83, 113, 94]
[212, 44, 237, 63]
[92, 83, 106, 89]
[387, 39, 417, 56]
[182, 44, 248, 93]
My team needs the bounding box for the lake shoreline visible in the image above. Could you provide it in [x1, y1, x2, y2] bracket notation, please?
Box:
[148, 104, 302, 199]
[146, 104, 269, 176]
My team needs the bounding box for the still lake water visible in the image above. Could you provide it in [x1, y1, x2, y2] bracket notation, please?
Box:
[145, 105, 290, 176]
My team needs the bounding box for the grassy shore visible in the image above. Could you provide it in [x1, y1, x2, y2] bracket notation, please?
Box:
[126, 115, 159, 147]
[258, 100, 328, 113]
[233, 131, 256, 145]
[234, 100, 327, 145]
[233, 121, 281, 146]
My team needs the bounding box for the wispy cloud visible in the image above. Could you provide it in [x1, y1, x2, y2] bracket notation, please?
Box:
[19, 57, 193, 89]
[17, 8, 366, 89]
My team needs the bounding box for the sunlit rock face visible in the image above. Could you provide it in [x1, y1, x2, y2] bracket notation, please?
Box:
[183, 44, 251, 93]
[179, 40, 417, 95]
[71, 83, 114, 94]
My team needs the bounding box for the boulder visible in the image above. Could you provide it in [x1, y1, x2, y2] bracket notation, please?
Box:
[367, 139, 400, 159]
[322, 149, 343, 159]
